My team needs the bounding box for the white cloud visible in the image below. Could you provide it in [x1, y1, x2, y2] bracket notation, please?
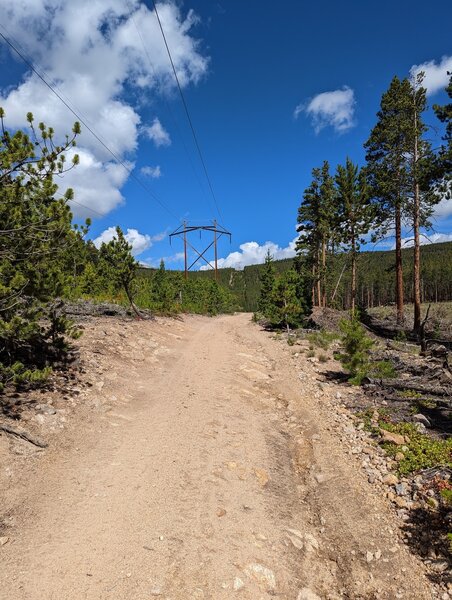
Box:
[0, 0, 208, 217]
[94, 227, 152, 256]
[397, 232, 452, 249]
[140, 251, 184, 268]
[295, 86, 356, 134]
[410, 55, 452, 96]
[200, 238, 297, 271]
[144, 118, 171, 147]
[150, 230, 168, 243]
[141, 165, 162, 178]
[434, 197, 452, 219]
[63, 147, 131, 217]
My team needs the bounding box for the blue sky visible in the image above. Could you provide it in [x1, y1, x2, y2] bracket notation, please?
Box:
[0, 0, 451, 269]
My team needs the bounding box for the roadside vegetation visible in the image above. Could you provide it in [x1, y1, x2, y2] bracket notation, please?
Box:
[0, 110, 237, 394]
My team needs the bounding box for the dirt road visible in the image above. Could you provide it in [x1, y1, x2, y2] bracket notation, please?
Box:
[0, 314, 434, 599]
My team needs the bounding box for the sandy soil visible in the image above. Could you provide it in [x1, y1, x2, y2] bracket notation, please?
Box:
[0, 313, 436, 599]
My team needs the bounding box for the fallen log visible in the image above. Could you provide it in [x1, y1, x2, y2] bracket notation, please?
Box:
[365, 378, 452, 398]
[0, 423, 48, 448]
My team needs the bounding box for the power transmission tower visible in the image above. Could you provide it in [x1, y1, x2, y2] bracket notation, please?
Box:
[169, 221, 231, 281]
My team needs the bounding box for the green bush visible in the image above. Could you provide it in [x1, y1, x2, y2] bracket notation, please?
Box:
[369, 360, 397, 379]
[337, 314, 374, 384]
[381, 422, 452, 475]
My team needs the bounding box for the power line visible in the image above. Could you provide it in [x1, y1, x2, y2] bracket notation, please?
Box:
[149, 0, 225, 226]
[123, 0, 215, 220]
[0, 26, 179, 222]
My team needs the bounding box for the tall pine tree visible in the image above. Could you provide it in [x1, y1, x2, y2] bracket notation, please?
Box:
[257, 250, 276, 317]
[296, 161, 336, 307]
[364, 76, 413, 324]
[335, 159, 374, 311]
[407, 73, 436, 333]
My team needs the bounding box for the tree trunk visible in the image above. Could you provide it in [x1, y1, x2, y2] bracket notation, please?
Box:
[321, 239, 327, 307]
[413, 180, 421, 333]
[413, 100, 421, 334]
[311, 264, 316, 306]
[395, 205, 404, 325]
[351, 236, 356, 313]
[316, 248, 321, 308]
[124, 282, 142, 319]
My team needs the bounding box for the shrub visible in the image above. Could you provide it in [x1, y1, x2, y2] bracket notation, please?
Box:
[381, 422, 452, 475]
[369, 360, 397, 379]
[337, 314, 374, 384]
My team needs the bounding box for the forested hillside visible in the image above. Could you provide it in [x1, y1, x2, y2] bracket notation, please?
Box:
[181, 240, 452, 312]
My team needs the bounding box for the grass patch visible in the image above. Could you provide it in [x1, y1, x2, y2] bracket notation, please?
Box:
[318, 353, 329, 363]
[306, 330, 339, 351]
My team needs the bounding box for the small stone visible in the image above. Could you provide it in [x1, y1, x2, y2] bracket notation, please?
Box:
[394, 496, 409, 509]
[216, 508, 226, 517]
[412, 414, 431, 428]
[233, 577, 245, 591]
[395, 483, 408, 496]
[366, 551, 374, 563]
[395, 452, 405, 462]
[149, 587, 162, 596]
[304, 533, 319, 552]
[244, 563, 275, 590]
[414, 422, 427, 434]
[254, 468, 270, 487]
[286, 531, 304, 550]
[375, 549, 382, 560]
[0, 536, 9, 546]
[380, 430, 405, 446]
[383, 474, 399, 486]
[297, 588, 321, 600]
[431, 560, 449, 573]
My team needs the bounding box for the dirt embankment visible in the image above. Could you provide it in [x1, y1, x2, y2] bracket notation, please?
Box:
[0, 313, 445, 599]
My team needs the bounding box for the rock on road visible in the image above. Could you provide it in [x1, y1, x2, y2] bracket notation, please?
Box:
[0, 313, 433, 599]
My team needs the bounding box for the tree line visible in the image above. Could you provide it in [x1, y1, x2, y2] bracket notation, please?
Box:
[294, 72, 451, 333]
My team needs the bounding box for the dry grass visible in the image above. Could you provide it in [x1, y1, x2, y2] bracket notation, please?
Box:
[368, 302, 452, 338]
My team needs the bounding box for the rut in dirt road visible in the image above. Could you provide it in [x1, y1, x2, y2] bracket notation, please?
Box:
[1, 314, 433, 599]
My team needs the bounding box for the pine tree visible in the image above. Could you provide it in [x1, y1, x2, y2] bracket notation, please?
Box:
[0, 109, 81, 390]
[364, 76, 413, 324]
[335, 159, 374, 311]
[296, 161, 336, 307]
[268, 269, 307, 332]
[152, 259, 175, 312]
[99, 227, 140, 317]
[433, 73, 452, 190]
[406, 73, 436, 333]
[257, 250, 275, 317]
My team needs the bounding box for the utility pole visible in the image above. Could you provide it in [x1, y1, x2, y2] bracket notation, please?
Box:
[183, 221, 188, 280]
[169, 221, 231, 280]
[214, 220, 218, 282]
